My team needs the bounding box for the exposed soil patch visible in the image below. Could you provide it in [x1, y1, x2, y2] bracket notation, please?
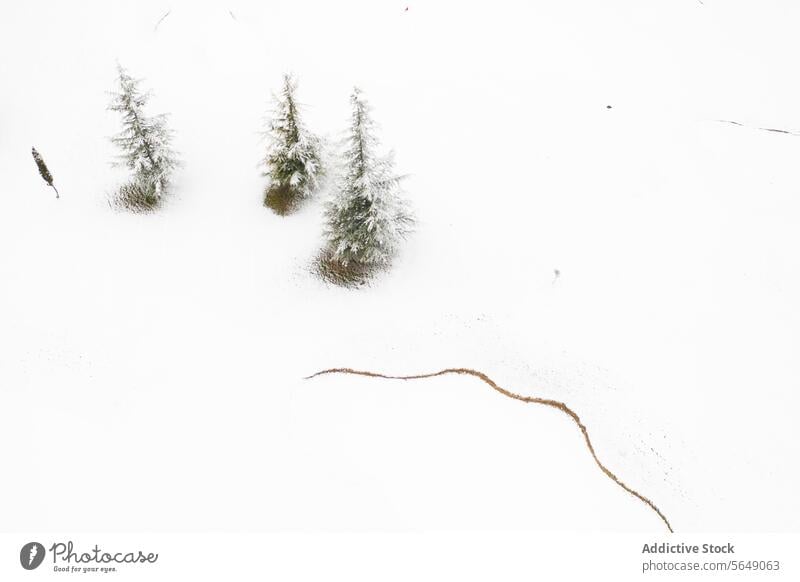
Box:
[313, 250, 383, 289]
[264, 183, 300, 216]
[109, 182, 162, 213]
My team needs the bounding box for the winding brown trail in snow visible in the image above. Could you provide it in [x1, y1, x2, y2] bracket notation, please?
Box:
[305, 367, 674, 533]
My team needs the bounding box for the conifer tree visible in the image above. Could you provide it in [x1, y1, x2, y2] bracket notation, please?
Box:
[31, 147, 59, 198]
[108, 65, 178, 209]
[323, 88, 412, 270]
[263, 74, 322, 214]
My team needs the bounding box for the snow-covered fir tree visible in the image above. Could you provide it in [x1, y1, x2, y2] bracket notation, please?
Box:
[263, 74, 322, 213]
[108, 65, 178, 208]
[323, 88, 412, 270]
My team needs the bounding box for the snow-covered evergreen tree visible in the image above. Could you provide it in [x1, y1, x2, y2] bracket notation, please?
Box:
[323, 88, 412, 269]
[263, 74, 322, 213]
[108, 65, 178, 208]
[31, 147, 59, 198]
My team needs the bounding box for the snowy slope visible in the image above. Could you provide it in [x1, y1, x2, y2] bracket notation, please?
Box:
[1, 0, 799, 535]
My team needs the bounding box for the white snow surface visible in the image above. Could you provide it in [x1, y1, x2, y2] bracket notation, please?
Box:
[1, 0, 799, 533]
